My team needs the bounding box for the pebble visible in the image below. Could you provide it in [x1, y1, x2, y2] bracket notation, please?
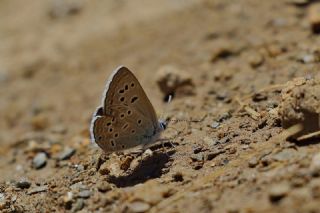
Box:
[217, 112, 231, 122]
[206, 149, 225, 161]
[15, 179, 31, 189]
[27, 185, 48, 195]
[31, 114, 49, 130]
[0, 193, 4, 202]
[310, 152, 320, 176]
[268, 182, 290, 203]
[192, 145, 203, 154]
[308, 3, 320, 33]
[297, 54, 315, 63]
[155, 65, 195, 98]
[78, 190, 92, 199]
[210, 121, 220, 129]
[49, 0, 83, 19]
[128, 200, 151, 213]
[72, 198, 84, 212]
[32, 152, 47, 169]
[203, 137, 219, 147]
[63, 192, 74, 209]
[248, 157, 259, 168]
[272, 149, 296, 162]
[97, 182, 112, 193]
[58, 147, 76, 160]
[75, 164, 84, 172]
[190, 153, 204, 162]
[99, 162, 110, 175]
[248, 53, 264, 68]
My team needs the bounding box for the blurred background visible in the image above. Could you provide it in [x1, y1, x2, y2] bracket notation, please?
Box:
[1, 0, 320, 212]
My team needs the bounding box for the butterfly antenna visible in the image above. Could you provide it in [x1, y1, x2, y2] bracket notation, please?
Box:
[159, 94, 173, 124]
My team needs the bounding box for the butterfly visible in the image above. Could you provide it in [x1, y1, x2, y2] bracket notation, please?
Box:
[90, 66, 167, 153]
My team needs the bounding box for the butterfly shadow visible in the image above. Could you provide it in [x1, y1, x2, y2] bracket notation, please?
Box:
[107, 149, 174, 187]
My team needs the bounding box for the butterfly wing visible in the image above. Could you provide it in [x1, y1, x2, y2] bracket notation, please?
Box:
[90, 66, 160, 152]
[102, 66, 158, 126]
[91, 106, 158, 152]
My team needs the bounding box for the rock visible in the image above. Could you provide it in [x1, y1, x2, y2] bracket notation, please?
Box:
[78, 190, 91, 199]
[308, 3, 320, 34]
[210, 121, 220, 129]
[248, 52, 264, 68]
[216, 90, 231, 102]
[190, 153, 204, 162]
[75, 164, 84, 172]
[72, 198, 84, 212]
[32, 152, 47, 169]
[210, 41, 242, 62]
[99, 162, 110, 175]
[128, 200, 151, 213]
[203, 137, 219, 147]
[31, 114, 49, 130]
[268, 182, 290, 203]
[192, 145, 203, 154]
[15, 179, 31, 189]
[217, 112, 231, 122]
[297, 53, 315, 63]
[97, 182, 112, 193]
[248, 157, 259, 168]
[49, 0, 83, 19]
[156, 65, 195, 99]
[266, 44, 286, 57]
[278, 77, 320, 139]
[63, 192, 74, 210]
[27, 185, 48, 195]
[272, 149, 296, 162]
[206, 149, 225, 160]
[70, 182, 87, 191]
[310, 152, 320, 176]
[58, 147, 76, 160]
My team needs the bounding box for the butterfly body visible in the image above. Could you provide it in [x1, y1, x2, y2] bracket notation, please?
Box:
[90, 66, 166, 153]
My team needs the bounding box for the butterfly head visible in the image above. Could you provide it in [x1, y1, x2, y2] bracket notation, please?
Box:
[158, 119, 167, 131]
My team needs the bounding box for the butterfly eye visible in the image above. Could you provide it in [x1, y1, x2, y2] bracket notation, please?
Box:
[120, 97, 125, 102]
[131, 129, 136, 134]
[114, 133, 119, 138]
[106, 122, 111, 126]
[131, 96, 138, 103]
[122, 145, 125, 148]
[98, 136, 103, 141]
[110, 139, 115, 147]
[120, 114, 125, 118]
[137, 119, 142, 125]
[109, 128, 113, 132]
[127, 110, 132, 115]
[119, 89, 124, 94]
[125, 85, 129, 90]
[131, 83, 135, 87]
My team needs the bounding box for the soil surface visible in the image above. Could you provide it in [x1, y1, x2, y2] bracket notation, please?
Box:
[1, 0, 320, 212]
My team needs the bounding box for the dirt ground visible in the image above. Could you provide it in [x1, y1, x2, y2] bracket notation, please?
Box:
[1, 0, 320, 212]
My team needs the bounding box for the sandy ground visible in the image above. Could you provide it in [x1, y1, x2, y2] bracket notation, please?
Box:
[1, 0, 320, 212]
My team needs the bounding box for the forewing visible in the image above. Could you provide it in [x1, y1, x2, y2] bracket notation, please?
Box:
[102, 66, 158, 128]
